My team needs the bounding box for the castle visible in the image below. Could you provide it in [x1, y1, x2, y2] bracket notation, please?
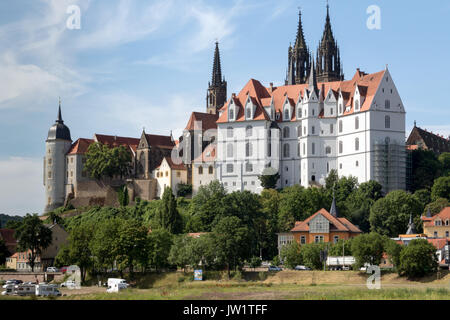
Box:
[44, 5, 407, 212]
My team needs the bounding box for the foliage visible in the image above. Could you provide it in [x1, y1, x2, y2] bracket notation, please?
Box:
[350, 233, 385, 268]
[148, 228, 173, 271]
[248, 256, 262, 270]
[114, 219, 148, 273]
[328, 239, 353, 256]
[431, 176, 450, 201]
[258, 167, 280, 190]
[177, 184, 192, 197]
[369, 190, 422, 237]
[413, 189, 432, 207]
[15, 214, 52, 272]
[153, 187, 183, 234]
[84, 142, 132, 180]
[90, 218, 120, 272]
[384, 238, 403, 269]
[411, 149, 442, 192]
[117, 185, 130, 207]
[398, 239, 438, 278]
[0, 239, 9, 265]
[438, 152, 450, 176]
[280, 242, 302, 269]
[259, 189, 280, 258]
[44, 211, 64, 226]
[168, 235, 195, 271]
[0, 214, 23, 229]
[299, 243, 325, 270]
[423, 198, 450, 216]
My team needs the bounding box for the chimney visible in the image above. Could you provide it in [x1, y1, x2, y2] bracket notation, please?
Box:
[231, 93, 236, 98]
[269, 82, 274, 93]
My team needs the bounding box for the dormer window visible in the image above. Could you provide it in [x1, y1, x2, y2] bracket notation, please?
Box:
[297, 107, 302, 119]
[355, 100, 360, 111]
[284, 109, 290, 121]
[229, 108, 234, 120]
[435, 220, 442, 226]
[246, 107, 252, 119]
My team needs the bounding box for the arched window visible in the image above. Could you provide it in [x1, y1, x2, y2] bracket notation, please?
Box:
[284, 108, 290, 120]
[339, 141, 343, 154]
[229, 108, 234, 120]
[339, 120, 343, 133]
[355, 138, 360, 151]
[246, 107, 252, 119]
[283, 127, 290, 138]
[198, 166, 203, 175]
[227, 143, 233, 158]
[325, 146, 331, 154]
[385, 115, 391, 129]
[355, 117, 359, 130]
[283, 143, 290, 158]
[246, 125, 253, 137]
[245, 142, 253, 157]
[208, 166, 213, 174]
[227, 126, 233, 138]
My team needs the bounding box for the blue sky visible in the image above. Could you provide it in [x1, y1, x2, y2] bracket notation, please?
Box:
[1, 0, 449, 215]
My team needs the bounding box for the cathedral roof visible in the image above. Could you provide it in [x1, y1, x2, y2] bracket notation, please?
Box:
[290, 208, 362, 233]
[185, 112, 219, 131]
[218, 69, 386, 124]
[95, 134, 141, 153]
[406, 126, 450, 154]
[67, 138, 95, 155]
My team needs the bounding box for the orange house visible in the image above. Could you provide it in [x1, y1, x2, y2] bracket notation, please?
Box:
[290, 207, 362, 245]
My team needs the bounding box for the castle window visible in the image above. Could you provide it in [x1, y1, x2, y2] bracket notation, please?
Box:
[227, 143, 233, 158]
[385, 115, 391, 129]
[70, 157, 74, 163]
[304, 126, 306, 135]
[246, 107, 252, 119]
[356, 161, 359, 167]
[283, 127, 290, 138]
[283, 143, 290, 158]
[355, 138, 360, 151]
[226, 164, 234, 173]
[70, 171, 73, 177]
[245, 142, 253, 157]
[198, 166, 203, 175]
[339, 103, 342, 114]
[303, 143, 306, 155]
[284, 109, 290, 121]
[326, 146, 331, 154]
[327, 162, 330, 173]
[312, 143, 316, 155]
[355, 100, 360, 111]
[297, 143, 300, 156]
[208, 166, 213, 174]
[355, 117, 359, 130]
[312, 109, 315, 116]
[385, 100, 390, 109]
[48, 171, 52, 179]
[339, 141, 343, 154]
[227, 127, 233, 138]
[312, 126, 315, 135]
[297, 126, 302, 137]
[268, 143, 272, 157]
[330, 124, 334, 134]
[330, 108, 334, 115]
[48, 158, 52, 165]
[339, 120, 343, 133]
[246, 126, 253, 137]
[245, 162, 253, 172]
[297, 108, 302, 118]
[229, 108, 234, 120]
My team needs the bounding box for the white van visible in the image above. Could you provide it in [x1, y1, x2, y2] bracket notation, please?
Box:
[16, 284, 36, 296]
[35, 284, 61, 297]
[106, 278, 128, 293]
[1, 284, 15, 296]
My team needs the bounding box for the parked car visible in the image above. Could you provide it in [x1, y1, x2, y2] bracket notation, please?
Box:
[294, 265, 311, 271]
[60, 280, 77, 288]
[46, 267, 58, 273]
[268, 266, 282, 271]
[60, 266, 69, 273]
[5, 279, 22, 285]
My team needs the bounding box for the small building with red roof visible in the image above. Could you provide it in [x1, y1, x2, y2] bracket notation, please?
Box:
[154, 157, 188, 198]
[422, 207, 450, 239]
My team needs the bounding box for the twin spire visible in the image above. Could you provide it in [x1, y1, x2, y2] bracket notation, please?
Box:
[286, 3, 344, 85]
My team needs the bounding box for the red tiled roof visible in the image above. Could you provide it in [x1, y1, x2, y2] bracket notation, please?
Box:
[144, 134, 175, 149]
[67, 138, 95, 155]
[185, 112, 219, 131]
[157, 157, 187, 171]
[423, 207, 450, 227]
[427, 238, 449, 250]
[291, 208, 362, 233]
[218, 69, 387, 124]
[95, 134, 140, 153]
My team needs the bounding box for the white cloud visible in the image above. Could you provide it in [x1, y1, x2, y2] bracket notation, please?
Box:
[0, 157, 44, 216]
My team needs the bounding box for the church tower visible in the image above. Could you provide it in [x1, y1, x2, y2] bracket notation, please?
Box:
[286, 10, 311, 85]
[44, 100, 72, 213]
[206, 42, 227, 114]
[316, 4, 344, 83]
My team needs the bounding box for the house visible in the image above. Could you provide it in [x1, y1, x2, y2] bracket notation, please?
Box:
[406, 124, 450, 155]
[192, 144, 217, 195]
[154, 157, 188, 198]
[421, 207, 450, 238]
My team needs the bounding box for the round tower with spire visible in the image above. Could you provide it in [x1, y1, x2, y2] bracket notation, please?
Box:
[44, 99, 72, 213]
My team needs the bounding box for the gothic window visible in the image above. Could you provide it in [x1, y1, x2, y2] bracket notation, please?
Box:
[283, 143, 290, 158]
[245, 142, 253, 157]
[198, 166, 203, 175]
[355, 116, 359, 130]
[229, 108, 234, 120]
[326, 146, 331, 154]
[339, 141, 343, 154]
[339, 120, 343, 133]
[385, 100, 390, 109]
[246, 107, 252, 119]
[284, 108, 290, 120]
[283, 127, 290, 138]
[355, 138, 360, 151]
[246, 125, 253, 137]
[385, 115, 391, 129]
[227, 143, 233, 158]
[227, 126, 233, 138]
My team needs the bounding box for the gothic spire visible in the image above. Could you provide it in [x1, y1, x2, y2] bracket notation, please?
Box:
[294, 10, 307, 49]
[406, 214, 417, 235]
[57, 97, 63, 124]
[211, 41, 222, 86]
[329, 188, 338, 217]
[308, 59, 318, 95]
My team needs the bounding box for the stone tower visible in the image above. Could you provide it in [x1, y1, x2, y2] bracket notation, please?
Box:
[316, 4, 344, 83]
[44, 100, 72, 213]
[206, 41, 227, 114]
[286, 10, 311, 85]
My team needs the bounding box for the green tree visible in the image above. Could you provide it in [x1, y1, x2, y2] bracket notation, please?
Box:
[258, 167, 280, 189]
[398, 239, 438, 278]
[431, 176, 450, 201]
[248, 256, 262, 270]
[300, 243, 325, 270]
[383, 238, 403, 269]
[369, 190, 422, 237]
[154, 187, 183, 234]
[15, 214, 52, 272]
[424, 198, 450, 216]
[44, 211, 64, 226]
[117, 185, 129, 207]
[0, 239, 9, 266]
[280, 241, 302, 269]
[148, 228, 173, 271]
[90, 219, 120, 273]
[438, 152, 450, 176]
[177, 183, 192, 197]
[210, 216, 250, 276]
[411, 149, 442, 192]
[278, 185, 305, 231]
[350, 233, 385, 268]
[329, 239, 353, 256]
[168, 234, 194, 272]
[84, 142, 132, 180]
[64, 223, 94, 282]
[259, 189, 281, 259]
[413, 189, 432, 207]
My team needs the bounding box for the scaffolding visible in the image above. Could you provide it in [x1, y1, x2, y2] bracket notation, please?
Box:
[373, 140, 407, 193]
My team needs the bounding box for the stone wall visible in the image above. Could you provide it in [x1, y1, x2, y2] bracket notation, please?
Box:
[0, 272, 65, 283]
[128, 179, 157, 201]
[71, 180, 120, 208]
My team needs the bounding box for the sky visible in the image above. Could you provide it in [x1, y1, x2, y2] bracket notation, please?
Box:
[0, 0, 449, 215]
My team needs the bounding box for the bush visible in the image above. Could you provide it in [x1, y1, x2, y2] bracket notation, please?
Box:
[398, 239, 438, 278]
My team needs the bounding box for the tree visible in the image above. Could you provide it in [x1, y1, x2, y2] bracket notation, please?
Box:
[0, 239, 9, 266]
[369, 190, 422, 237]
[280, 241, 302, 269]
[411, 149, 442, 192]
[383, 238, 403, 269]
[329, 239, 353, 256]
[259, 189, 281, 259]
[299, 243, 324, 270]
[431, 176, 450, 201]
[210, 216, 250, 276]
[248, 256, 262, 270]
[438, 152, 450, 176]
[278, 185, 306, 231]
[168, 234, 194, 272]
[148, 228, 173, 271]
[398, 239, 438, 278]
[15, 214, 52, 272]
[258, 167, 280, 189]
[413, 189, 432, 207]
[90, 219, 120, 273]
[424, 198, 450, 216]
[84, 142, 132, 180]
[154, 187, 183, 234]
[350, 233, 385, 268]
[45, 211, 64, 226]
[117, 185, 129, 207]
[64, 223, 94, 282]
[177, 183, 192, 197]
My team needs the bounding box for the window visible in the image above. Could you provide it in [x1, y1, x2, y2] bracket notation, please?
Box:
[314, 235, 324, 243]
[283, 143, 290, 158]
[330, 108, 334, 115]
[312, 143, 315, 155]
[227, 127, 233, 138]
[297, 108, 302, 118]
[312, 126, 315, 135]
[246, 125, 253, 137]
[339, 120, 343, 133]
[198, 166, 203, 175]
[300, 236, 306, 244]
[385, 115, 391, 129]
[333, 236, 339, 244]
[355, 117, 359, 130]
[339, 141, 343, 154]
[303, 143, 306, 155]
[303, 127, 306, 135]
[245, 142, 253, 157]
[356, 161, 359, 167]
[330, 124, 334, 134]
[385, 99, 390, 109]
[284, 108, 289, 120]
[325, 146, 331, 154]
[283, 127, 290, 138]
[246, 162, 253, 172]
[434, 231, 438, 237]
[446, 231, 449, 238]
[268, 143, 272, 157]
[227, 143, 233, 158]
[312, 109, 315, 116]
[298, 126, 302, 137]
[327, 162, 330, 173]
[297, 143, 300, 157]
[226, 164, 233, 173]
[48, 158, 52, 165]
[208, 166, 213, 174]
[177, 171, 181, 178]
[355, 138, 360, 151]
[435, 220, 442, 226]
[340, 163, 342, 169]
[165, 171, 168, 177]
[246, 107, 252, 119]
[48, 171, 52, 179]
[229, 108, 234, 120]
[355, 100, 360, 111]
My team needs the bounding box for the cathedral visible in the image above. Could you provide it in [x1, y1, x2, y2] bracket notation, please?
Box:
[44, 5, 407, 212]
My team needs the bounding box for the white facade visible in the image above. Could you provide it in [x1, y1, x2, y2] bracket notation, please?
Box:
[154, 158, 188, 198]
